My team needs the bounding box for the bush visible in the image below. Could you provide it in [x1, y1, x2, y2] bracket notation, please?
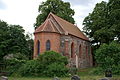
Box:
[45, 63, 69, 77]
[37, 51, 68, 65]
[18, 51, 69, 77]
[18, 60, 42, 76]
[95, 41, 120, 75]
[4, 59, 26, 76]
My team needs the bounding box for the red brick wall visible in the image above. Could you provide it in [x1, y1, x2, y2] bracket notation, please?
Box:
[34, 32, 60, 58]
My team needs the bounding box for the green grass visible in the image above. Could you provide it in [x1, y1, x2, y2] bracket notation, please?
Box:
[9, 76, 120, 80]
[8, 76, 102, 80]
[8, 67, 120, 80]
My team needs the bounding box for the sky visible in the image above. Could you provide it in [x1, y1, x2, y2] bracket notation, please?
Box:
[0, 0, 108, 34]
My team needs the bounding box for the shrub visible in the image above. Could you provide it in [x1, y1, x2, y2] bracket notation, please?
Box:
[45, 63, 69, 77]
[4, 59, 26, 76]
[95, 41, 120, 75]
[37, 51, 68, 65]
[18, 51, 69, 77]
[18, 60, 42, 76]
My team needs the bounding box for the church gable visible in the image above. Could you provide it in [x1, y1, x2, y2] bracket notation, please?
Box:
[34, 19, 60, 33]
[34, 13, 65, 34]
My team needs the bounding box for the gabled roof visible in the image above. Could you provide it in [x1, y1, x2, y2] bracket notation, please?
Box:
[34, 12, 89, 41]
[35, 18, 60, 33]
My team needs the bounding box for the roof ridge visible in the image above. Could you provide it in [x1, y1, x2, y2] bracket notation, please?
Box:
[49, 19, 61, 33]
[49, 13, 66, 33]
[49, 19, 60, 33]
[50, 12, 77, 28]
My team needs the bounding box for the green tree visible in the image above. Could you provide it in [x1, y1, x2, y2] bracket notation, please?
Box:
[0, 20, 32, 60]
[0, 20, 9, 61]
[8, 25, 27, 55]
[83, 0, 120, 46]
[25, 33, 34, 60]
[83, 0, 120, 66]
[107, 0, 120, 42]
[95, 41, 120, 74]
[35, 0, 75, 29]
[83, 1, 110, 45]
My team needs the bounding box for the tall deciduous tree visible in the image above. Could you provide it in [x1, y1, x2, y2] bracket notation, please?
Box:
[0, 20, 33, 60]
[0, 20, 9, 61]
[83, 1, 110, 46]
[83, 0, 120, 66]
[35, 0, 75, 29]
[83, 0, 120, 47]
[107, 0, 120, 42]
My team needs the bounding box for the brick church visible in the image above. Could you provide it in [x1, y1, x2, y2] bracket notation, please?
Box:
[34, 12, 93, 68]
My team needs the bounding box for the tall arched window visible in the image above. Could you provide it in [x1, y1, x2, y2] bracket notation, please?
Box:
[37, 40, 40, 55]
[46, 40, 50, 51]
[71, 42, 74, 58]
[79, 44, 82, 58]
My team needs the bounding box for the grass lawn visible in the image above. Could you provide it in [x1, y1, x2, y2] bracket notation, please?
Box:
[9, 76, 120, 80]
[8, 76, 103, 80]
[8, 68, 120, 80]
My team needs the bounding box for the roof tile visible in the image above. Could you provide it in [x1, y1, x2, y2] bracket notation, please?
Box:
[35, 12, 89, 41]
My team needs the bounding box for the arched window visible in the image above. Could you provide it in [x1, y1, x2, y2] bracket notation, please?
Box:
[71, 42, 74, 58]
[37, 40, 40, 55]
[46, 40, 50, 51]
[79, 44, 82, 58]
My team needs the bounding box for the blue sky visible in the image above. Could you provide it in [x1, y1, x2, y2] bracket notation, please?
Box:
[0, 0, 108, 34]
[64, 0, 94, 6]
[0, 0, 6, 9]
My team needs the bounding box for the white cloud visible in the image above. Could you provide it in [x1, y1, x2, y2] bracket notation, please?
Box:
[0, 0, 43, 34]
[0, 0, 108, 34]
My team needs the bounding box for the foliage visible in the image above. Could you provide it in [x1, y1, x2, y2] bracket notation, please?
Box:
[37, 51, 68, 65]
[83, 0, 120, 66]
[0, 20, 10, 61]
[0, 20, 33, 61]
[107, 0, 120, 42]
[4, 59, 26, 75]
[25, 33, 34, 60]
[46, 63, 68, 77]
[18, 60, 40, 76]
[95, 41, 120, 74]
[18, 51, 69, 77]
[83, 0, 120, 46]
[35, 0, 75, 29]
